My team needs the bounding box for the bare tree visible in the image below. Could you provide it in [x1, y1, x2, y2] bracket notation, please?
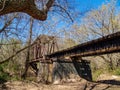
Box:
[79, 1, 120, 71]
[82, 1, 120, 38]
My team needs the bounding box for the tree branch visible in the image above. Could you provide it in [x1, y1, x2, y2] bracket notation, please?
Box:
[0, 0, 54, 20]
[0, 43, 36, 64]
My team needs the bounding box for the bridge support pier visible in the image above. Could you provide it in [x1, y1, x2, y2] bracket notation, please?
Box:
[71, 57, 92, 81]
[30, 57, 92, 82]
[47, 63, 53, 83]
[36, 61, 53, 83]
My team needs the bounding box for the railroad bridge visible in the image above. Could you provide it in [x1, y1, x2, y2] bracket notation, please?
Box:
[29, 32, 120, 82]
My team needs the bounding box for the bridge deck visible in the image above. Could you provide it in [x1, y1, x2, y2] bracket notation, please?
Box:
[47, 32, 120, 58]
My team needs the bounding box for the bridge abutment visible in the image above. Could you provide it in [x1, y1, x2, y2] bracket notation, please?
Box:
[30, 57, 92, 83]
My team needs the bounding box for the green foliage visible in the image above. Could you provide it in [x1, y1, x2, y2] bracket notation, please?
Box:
[92, 69, 103, 81]
[0, 38, 23, 82]
[0, 72, 10, 81]
[113, 68, 120, 75]
[92, 67, 120, 81]
[11, 76, 21, 81]
[0, 61, 22, 83]
[0, 65, 10, 83]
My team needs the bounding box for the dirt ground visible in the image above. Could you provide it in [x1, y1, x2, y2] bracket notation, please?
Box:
[0, 74, 120, 90]
[0, 80, 120, 90]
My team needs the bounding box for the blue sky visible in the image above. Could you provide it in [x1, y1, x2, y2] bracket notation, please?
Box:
[44, 0, 112, 34]
[42, 0, 120, 39]
[73, 0, 120, 12]
[0, 0, 120, 42]
[70, 0, 110, 10]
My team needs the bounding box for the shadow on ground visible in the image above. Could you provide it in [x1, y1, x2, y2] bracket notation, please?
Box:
[97, 79, 120, 85]
[84, 79, 120, 90]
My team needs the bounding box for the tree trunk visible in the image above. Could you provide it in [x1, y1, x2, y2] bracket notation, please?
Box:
[22, 17, 33, 79]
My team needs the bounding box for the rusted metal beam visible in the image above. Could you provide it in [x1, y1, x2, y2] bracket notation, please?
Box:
[29, 58, 85, 63]
[47, 32, 120, 58]
[29, 58, 52, 64]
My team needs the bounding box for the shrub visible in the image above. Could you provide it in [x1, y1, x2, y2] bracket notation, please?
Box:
[0, 65, 10, 83]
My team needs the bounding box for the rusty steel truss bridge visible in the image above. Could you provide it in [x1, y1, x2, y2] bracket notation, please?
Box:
[29, 32, 120, 63]
[28, 31, 120, 81]
[47, 32, 120, 58]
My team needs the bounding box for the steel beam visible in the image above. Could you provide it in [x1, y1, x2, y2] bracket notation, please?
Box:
[47, 32, 120, 58]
